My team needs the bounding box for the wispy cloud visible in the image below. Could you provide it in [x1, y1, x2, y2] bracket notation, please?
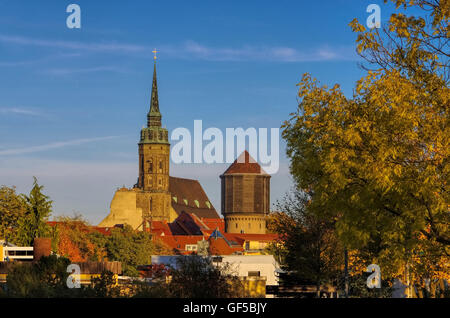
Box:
[0, 136, 121, 156]
[0, 60, 33, 67]
[44, 66, 128, 75]
[0, 34, 358, 62]
[0, 107, 45, 117]
[172, 41, 358, 62]
[0, 34, 145, 53]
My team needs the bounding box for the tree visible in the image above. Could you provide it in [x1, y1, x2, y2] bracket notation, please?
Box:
[88, 270, 121, 298]
[14, 177, 52, 246]
[52, 215, 105, 262]
[5, 255, 71, 297]
[103, 225, 154, 276]
[0, 186, 26, 242]
[282, 0, 449, 288]
[167, 256, 243, 298]
[268, 189, 344, 297]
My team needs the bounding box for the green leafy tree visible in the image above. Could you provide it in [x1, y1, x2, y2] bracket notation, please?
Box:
[0, 186, 27, 242]
[167, 256, 243, 298]
[282, 0, 449, 284]
[88, 270, 121, 298]
[14, 177, 52, 246]
[103, 225, 156, 276]
[268, 189, 344, 297]
[5, 255, 71, 297]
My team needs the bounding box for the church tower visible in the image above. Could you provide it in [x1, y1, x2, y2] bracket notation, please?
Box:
[138, 63, 170, 191]
[99, 58, 220, 231]
[136, 62, 171, 228]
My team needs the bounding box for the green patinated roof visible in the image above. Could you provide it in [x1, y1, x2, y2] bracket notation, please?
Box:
[146, 62, 162, 128]
[139, 126, 169, 144]
[149, 63, 160, 115]
[140, 62, 170, 145]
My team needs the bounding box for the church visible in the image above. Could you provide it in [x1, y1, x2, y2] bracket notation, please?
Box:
[99, 61, 273, 246]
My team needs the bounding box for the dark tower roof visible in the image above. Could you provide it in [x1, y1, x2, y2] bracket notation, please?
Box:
[222, 151, 268, 175]
[140, 62, 169, 145]
[147, 62, 161, 127]
[169, 176, 220, 219]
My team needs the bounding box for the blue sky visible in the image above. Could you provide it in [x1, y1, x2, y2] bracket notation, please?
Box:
[0, 0, 399, 224]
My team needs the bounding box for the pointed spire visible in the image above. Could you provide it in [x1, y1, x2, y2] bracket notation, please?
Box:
[147, 62, 161, 127]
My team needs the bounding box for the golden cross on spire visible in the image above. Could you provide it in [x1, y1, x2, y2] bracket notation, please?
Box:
[152, 48, 158, 61]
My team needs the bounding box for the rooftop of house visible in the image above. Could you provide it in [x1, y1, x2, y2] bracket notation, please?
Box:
[164, 211, 225, 236]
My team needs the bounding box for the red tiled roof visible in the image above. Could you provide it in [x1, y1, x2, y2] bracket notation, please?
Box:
[167, 212, 224, 236]
[193, 215, 225, 233]
[155, 233, 245, 256]
[149, 221, 172, 236]
[156, 235, 205, 255]
[208, 237, 243, 255]
[222, 151, 268, 175]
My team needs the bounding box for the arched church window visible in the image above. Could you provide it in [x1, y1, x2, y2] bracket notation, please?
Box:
[150, 198, 153, 211]
[149, 160, 153, 173]
[159, 161, 163, 172]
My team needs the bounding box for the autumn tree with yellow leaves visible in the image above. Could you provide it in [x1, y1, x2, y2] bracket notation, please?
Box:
[282, 0, 449, 295]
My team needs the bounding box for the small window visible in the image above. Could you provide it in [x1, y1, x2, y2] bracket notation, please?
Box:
[248, 271, 260, 277]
